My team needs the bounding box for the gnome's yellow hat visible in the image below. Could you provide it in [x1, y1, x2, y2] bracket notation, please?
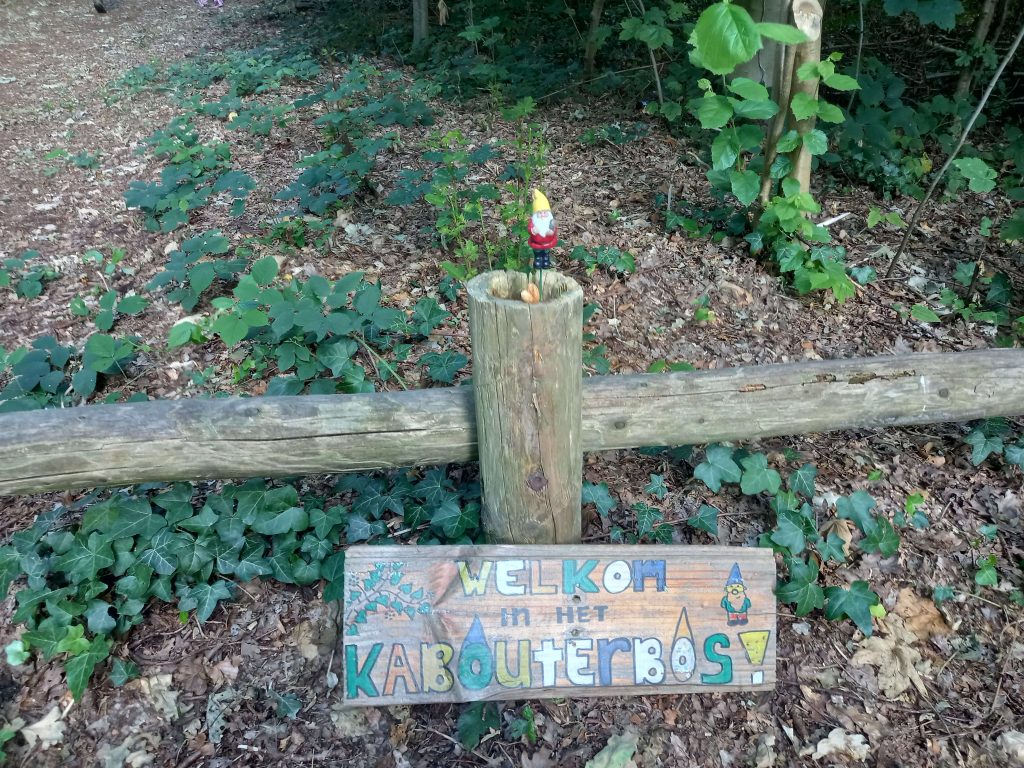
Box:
[531, 189, 551, 213]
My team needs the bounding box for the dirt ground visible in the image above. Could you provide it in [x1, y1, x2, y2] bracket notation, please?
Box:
[1, 0, 1022, 766]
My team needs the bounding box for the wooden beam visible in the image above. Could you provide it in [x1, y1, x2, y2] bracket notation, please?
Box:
[1, 350, 1022, 495]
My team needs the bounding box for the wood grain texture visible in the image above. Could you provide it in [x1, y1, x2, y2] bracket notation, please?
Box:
[342, 544, 776, 706]
[467, 270, 583, 544]
[2, 350, 1023, 494]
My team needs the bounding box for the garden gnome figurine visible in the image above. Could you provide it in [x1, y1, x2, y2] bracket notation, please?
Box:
[722, 563, 751, 626]
[526, 189, 557, 301]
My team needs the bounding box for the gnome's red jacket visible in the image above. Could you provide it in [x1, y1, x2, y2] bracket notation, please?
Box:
[527, 213, 557, 251]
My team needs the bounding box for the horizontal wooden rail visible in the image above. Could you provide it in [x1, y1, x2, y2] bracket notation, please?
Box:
[1, 350, 1022, 495]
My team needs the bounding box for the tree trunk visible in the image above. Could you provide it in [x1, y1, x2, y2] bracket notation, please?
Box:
[412, 0, 429, 49]
[735, 0, 791, 90]
[954, 0, 999, 105]
[582, 0, 607, 80]
[786, 0, 824, 195]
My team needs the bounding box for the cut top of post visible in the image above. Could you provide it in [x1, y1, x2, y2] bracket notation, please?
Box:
[469, 270, 581, 307]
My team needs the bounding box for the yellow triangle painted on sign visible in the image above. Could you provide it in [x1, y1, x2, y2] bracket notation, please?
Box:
[738, 630, 770, 665]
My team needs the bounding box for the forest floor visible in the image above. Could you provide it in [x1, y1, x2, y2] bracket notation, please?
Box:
[1, 0, 1022, 766]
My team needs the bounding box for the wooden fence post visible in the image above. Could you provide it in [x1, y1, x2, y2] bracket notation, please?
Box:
[467, 270, 584, 544]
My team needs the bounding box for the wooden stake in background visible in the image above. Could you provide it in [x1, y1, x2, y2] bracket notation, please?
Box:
[466, 270, 584, 545]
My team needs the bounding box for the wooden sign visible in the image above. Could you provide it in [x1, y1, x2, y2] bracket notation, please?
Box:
[342, 545, 776, 706]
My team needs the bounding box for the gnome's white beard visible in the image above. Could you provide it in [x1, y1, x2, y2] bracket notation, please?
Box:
[531, 210, 554, 236]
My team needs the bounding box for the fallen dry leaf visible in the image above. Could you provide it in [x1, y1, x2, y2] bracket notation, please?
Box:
[522, 747, 555, 768]
[131, 675, 181, 719]
[851, 617, 928, 698]
[894, 587, 950, 640]
[805, 728, 870, 761]
[20, 706, 65, 750]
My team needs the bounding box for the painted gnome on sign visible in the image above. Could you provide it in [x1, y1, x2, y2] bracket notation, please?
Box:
[722, 563, 751, 626]
[522, 189, 557, 303]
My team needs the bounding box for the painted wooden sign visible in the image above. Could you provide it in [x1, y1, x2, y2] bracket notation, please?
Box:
[342, 545, 776, 706]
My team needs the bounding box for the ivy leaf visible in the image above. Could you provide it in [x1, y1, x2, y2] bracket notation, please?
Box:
[688, 504, 719, 537]
[836, 490, 877, 535]
[22, 622, 68, 660]
[53, 533, 115, 584]
[644, 474, 668, 500]
[788, 463, 817, 498]
[179, 580, 233, 622]
[1004, 443, 1024, 469]
[419, 350, 467, 384]
[965, 428, 1004, 465]
[109, 658, 140, 687]
[824, 581, 879, 636]
[582, 482, 617, 516]
[694, 444, 741, 492]
[430, 500, 477, 540]
[321, 552, 346, 602]
[861, 518, 900, 557]
[777, 559, 824, 615]
[691, 1, 762, 75]
[0, 546, 24, 597]
[347, 515, 388, 543]
[633, 502, 663, 538]
[233, 540, 271, 581]
[457, 702, 500, 749]
[252, 506, 309, 536]
[85, 600, 117, 635]
[270, 689, 301, 719]
[816, 533, 847, 563]
[770, 510, 806, 555]
[740, 453, 782, 495]
[65, 636, 112, 700]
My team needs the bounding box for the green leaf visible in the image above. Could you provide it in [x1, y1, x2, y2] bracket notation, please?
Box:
[975, 557, 998, 586]
[347, 515, 388, 543]
[0, 546, 22, 598]
[251, 256, 280, 286]
[1004, 443, 1024, 468]
[22, 623, 68, 660]
[740, 454, 782, 495]
[419, 350, 467, 384]
[690, 95, 734, 129]
[212, 313, 248, 347]
[65, 636, 112, 700]
[790, 92, 818, 120]
[252, 506, 309, 536]
[691, 1, 762, 75]
[85, 600, 117, 635]
[109, 658, 140, 687]
[776, 129, 800, 153]
[836, 490, 877, 535]
[952, 157, 997, 193]
[644, 474, 668, 500]
[322, 551, 346, 602]
[770, 511, 806, 554]
[788, 463, 817, 498]
[965, 428, 1004, 465]
[430, 500, 477, 540]
[777, 559, 823, 615]
[179, 580, 233, 622]
[816, 532, 847, 563]
[802, 129, 828, 156]
[729, 169, 760, 206]
[168, 321, 196, 348]
[116, 295, 148, 315]
[457, 702, 500, 749]
[582, 482, 616, 516]
[727, 77, 770, 102]
[694, 444, 741, 492]
[933, 585, 955, 604]
[755, 21, 808, 44]
[317, 339, 358, 376]
[633, 502, 663, 538]
[861, 518, 900, 557]
[824, 581, 879, 635]
[816, 100, 845, 123]
[234, 540, 271, 581]
[5, 640, 29, 666]
[688, 504, 719, 537]
[53, 533, 115, 584]
[822, 72, 861, 91]
[910, 303, 940, 323]
[270, 689, 301, 719]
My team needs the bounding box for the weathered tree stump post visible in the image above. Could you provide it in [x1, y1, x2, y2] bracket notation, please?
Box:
[466, 270, 583, 544]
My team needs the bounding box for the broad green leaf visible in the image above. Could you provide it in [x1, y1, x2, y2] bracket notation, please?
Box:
[175, 534, 215, 574]
[694, 444, 741, 492]
[53, 533, 115, 584]
[776, 129, 801, 153]
[823, 72, 861, 91]
[317, 339, 357, 376]
[788, 463, 817, 498]
[740, 454, 782, 495]
[965, 428, 1003, 465]
[85, 600, 116, 635]
[910, 303, 940, 323]
[688, 504, 719, 537]
[0, 546, 23, 599]
[777, 559, 823, 615]
[22, 622, 68, 660]
[168, 321, 196, 348]
[933, 585, 955, 604]
[1004, 443, 1024, 468]
[179, 580, 233, 622]
[755, 21, 808, 44]
[633, 502, 663, 537]
[457, 701, 500, 749]
[953, 157, 997, 193]
[5, 640, 29, 666]
[270, 689, 301, 719]
[419, 350, 467, 384]
[234, 540, 271, 581]
[824, 581, 879, 635]
[816, 100, 845, 123]
[836, 490, 877, 535]
[322, 552, 346, 602]
[252, 506, 309, 536]
[727, 77, 770, 102]
[251, 256, 280, 286]
[770, 511, 806, 554]
[582, 482, 617, 516]
[790, 92, 818, 120]
[212, 313, 248, 347]
[56, 624, 91, 656]
[802, 129, 828, 156]
[730, 169, 760, 206]
[65, 636, 112, 700]
[691, 1, 762, 75]
[730, 97, 778, 120]
[690, 95, 734, 129]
